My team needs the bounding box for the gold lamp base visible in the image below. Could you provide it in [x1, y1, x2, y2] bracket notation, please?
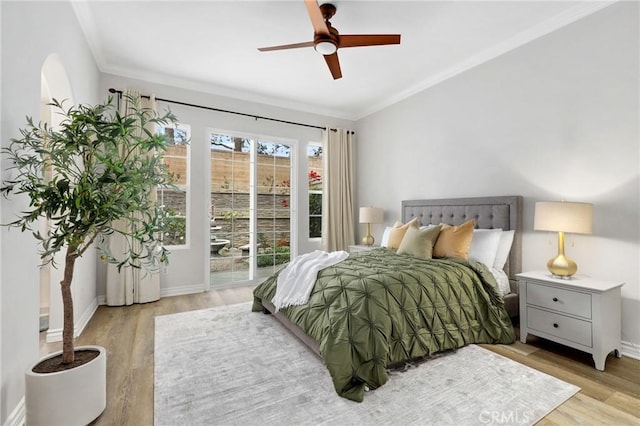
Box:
[547, 254, 577, 278]
[362, 223, 374, 246]
[547, 231, 577, 278]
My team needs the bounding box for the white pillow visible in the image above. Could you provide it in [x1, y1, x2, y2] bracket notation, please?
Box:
[468, 229, 502, 268]
[380, 226, 392, 247]
[493, 230, 515, 271]
[489, 267, 511, 296]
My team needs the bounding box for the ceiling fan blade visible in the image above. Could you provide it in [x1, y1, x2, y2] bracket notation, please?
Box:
[305, 0, 330, 36]
[339, 34, 401, 48]
[323, 52, 342, 80]
[258, 41, 315, 52]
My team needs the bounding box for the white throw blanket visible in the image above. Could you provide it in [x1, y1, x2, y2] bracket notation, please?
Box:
[272, 250, 349, 311]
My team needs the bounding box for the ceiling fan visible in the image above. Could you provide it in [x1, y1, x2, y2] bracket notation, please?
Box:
[258, 0, 401, 80]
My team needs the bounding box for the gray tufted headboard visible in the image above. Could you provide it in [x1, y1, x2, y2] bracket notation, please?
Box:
[401, 196, 523, 282]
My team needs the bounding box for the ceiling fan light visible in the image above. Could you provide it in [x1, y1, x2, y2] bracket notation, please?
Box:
[315, 41, 337, 55]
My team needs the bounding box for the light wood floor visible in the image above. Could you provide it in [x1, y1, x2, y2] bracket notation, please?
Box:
[41, 287, 640, 425]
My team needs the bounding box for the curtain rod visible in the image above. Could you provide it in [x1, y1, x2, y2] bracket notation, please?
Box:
[107, 88, 344, 132]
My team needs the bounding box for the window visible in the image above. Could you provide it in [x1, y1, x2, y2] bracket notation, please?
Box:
[308, 143, 323, 238]
[256, 140, 292, 272]
[158, 124, 190, 246]
[209, 131, 294, 284]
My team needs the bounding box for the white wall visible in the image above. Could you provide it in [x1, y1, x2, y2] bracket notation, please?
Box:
[0, 1, 3, 420]
[356, 2, 639, 353]
[0, 2, 637, 421]
[0, 1, 100, 422]
[97, 74, 355, 297]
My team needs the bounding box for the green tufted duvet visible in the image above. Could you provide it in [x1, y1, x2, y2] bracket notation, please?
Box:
[252, 248, 516, 402]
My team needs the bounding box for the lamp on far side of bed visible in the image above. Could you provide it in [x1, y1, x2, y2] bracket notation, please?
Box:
[359, 207, 384, 246]
[534, 201, 593, 278]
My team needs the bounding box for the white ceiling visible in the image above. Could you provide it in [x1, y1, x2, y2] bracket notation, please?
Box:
[71, 1, 613, 120]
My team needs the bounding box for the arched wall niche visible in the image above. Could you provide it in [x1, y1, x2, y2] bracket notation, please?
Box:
[41, 53, 75, 119]
[39, 53, 74, 338]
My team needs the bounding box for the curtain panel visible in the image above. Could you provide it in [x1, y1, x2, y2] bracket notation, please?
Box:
[105, 90, 161, 306]
[321, 128, 356, 252]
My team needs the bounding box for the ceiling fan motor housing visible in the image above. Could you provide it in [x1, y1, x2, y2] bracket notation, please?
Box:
[319, 3, 337, 20]
[314, 24, 340, 54]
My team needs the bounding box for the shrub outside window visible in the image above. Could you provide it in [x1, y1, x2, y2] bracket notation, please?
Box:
[308, 143, 323, 239]
[158, 124, 190, 246]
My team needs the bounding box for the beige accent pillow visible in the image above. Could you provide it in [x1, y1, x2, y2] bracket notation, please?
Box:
[397, 225, 442, 259]
[386, 217, 419, 249]
[433, 219, 475, 260]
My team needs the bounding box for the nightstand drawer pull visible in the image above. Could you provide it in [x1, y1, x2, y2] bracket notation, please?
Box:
[552, 297, 558, 302]
[553, 323, 559, 328]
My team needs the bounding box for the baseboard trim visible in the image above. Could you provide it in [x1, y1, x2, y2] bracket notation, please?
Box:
[160, 284, 205, 298]
[621, 340, 640, 360]
[4, 396, 25, 426]
[47, 292, 640, 363]
[96, 284, 204, 306]
[75, 298, 98, 336]
[39, 314, 49, 332]
[45, 298, 99, 343]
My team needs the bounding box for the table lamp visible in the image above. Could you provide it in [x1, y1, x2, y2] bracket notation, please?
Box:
[359, 207, 383, 246]
[534, 201, 593, 278]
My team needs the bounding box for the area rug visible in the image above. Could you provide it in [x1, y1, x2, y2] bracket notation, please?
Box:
[154, 302, 579, 426]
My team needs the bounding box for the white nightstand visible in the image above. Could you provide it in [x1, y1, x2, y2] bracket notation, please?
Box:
[348, 245, 379, 253]
[517, 271, 624, 371]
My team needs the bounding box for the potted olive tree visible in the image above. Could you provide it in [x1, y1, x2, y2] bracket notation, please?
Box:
[1, 94, 176, 425]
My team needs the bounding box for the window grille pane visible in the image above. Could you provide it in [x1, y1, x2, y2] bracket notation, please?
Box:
[308, 143, 323, 239]
[159, 124, 190, 247]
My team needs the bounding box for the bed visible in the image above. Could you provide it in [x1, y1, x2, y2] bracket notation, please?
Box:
[252, 196, 522, 402]
[401, 196, 522, 317]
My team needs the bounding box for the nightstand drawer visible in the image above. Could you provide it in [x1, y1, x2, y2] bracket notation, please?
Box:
[526, 307, 592, 347]
[526, 282, 591, 319]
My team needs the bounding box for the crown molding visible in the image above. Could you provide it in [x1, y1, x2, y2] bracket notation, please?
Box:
[71, 0, 355, 122]
[101, 63, 357, 121]
[70, 0, 107, 71]
[354, 1, 617, 120]
[71, 0, 616, 122]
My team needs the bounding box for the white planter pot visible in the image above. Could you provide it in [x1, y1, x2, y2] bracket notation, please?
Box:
[25, 345, 107, 426]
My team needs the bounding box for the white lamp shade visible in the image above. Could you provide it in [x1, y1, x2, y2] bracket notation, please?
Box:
[534, 201, 593, 234]
[359, 207, 383, 224]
